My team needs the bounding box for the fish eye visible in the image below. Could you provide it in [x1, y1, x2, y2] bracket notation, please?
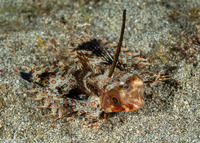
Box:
[126, 80, 130, 84]
[112, 97, 119, 103]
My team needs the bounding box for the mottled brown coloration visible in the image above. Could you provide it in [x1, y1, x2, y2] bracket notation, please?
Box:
[17, 9, 168, 131]
[100, 75, 144, 113]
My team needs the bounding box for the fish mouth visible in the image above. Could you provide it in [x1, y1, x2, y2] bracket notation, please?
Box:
[104, 96, 144, 113]
[107, 95, 144, 112]
[123, 94, 144, 111]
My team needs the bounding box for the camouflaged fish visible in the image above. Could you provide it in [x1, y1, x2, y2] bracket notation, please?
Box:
[17, 10, 168, 131]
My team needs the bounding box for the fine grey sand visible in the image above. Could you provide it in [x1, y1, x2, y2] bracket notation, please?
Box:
[0, 0, 199, 142]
